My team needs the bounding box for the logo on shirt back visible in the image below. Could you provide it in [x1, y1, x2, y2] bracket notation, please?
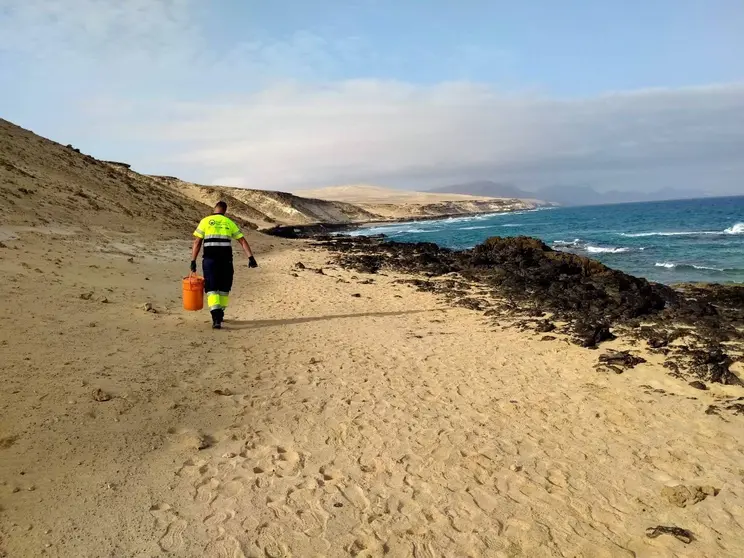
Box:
[209, 219, 216, 226]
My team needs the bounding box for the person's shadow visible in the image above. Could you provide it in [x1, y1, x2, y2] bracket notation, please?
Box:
[224, 309, 436, 329]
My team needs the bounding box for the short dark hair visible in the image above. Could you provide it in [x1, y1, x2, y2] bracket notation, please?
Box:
[215, 200, 228, 212]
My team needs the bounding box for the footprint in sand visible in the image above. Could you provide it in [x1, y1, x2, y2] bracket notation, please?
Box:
[203, 508, 237, 529]
[204, 536, 246, 558]
[159, 517, 187, 552]
[274, 446, 303, 477]
[195, 478, 221, 504]
[219, 477, 246, 498]
[340, 483, 371, 510]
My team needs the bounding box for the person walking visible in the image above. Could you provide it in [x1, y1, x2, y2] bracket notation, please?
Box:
[191, 201, 257, 328]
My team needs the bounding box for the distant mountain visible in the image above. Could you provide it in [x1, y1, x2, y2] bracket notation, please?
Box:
[535, 185, 606, 206]
[428, 181, 537, 200]
[431, 180, 710, 207]
[538, 185, 710, 206]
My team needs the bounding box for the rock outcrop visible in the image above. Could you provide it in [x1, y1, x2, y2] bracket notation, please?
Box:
[319, 233, 744, 385]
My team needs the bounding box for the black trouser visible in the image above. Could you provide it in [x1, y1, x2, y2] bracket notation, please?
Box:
[203, 258, 234, 323]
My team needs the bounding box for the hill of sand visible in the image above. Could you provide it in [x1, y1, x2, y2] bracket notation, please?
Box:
[1, 116, 540, 230]
[0, 119, 382, 233]
[2, 119, 744, 557]
[294, 184, 496, 203]
[294, 185, 540, 220]
[0, 119, 209, 236]
[161, 179, 379, 229]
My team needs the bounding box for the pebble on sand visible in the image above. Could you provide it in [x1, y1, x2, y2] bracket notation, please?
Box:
[92, 389, 112, 402]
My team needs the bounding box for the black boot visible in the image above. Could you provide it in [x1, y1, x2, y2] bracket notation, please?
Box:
[210, 309, 224, 329]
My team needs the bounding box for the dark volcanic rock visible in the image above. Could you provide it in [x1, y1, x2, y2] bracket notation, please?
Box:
[689, 381, 708, 390]
[347, 254, 383, 274]
[324, 235, 675, 343]
[318, 234, 744, 378]
[596, 363, 626, 374]
[265, 223, 357, 239]
[468, 237, 669, 323]
[598, 350, 647, 369]
[535, 320, 556, 333]
[705, 405, 720, 416]
[647, 336, 669, 349]
[573, 322, 616, 348]
[690, 347, 742, 386]
[456, 297, 485, 311]
[645, 525, 694, 544]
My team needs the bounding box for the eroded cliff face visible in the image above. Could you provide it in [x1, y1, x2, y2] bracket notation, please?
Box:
[350, 198, 539, 220]
[1, 118, 539, 233]
[165, 180, 541, 228]
[159, 178, 381, 229]
[0, 119, 207, 236]
[293, 184, 545, 221]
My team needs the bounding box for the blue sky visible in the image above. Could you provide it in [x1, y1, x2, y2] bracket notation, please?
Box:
[1, 0, 743, 193]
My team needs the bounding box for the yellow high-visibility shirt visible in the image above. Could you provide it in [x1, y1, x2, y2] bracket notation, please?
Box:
[193, 214, 244, 260]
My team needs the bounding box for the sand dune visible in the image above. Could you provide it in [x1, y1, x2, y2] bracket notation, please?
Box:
[294, 184, 497, 203]
[1, 119, 743, 557]
[156, 179, 381, 229]
[0, 119, 207, 235]
[3, 118, 514, 234]
[294, 184, 541, 220]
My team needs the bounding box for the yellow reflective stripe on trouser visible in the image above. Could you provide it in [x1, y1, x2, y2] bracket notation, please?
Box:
[207, 291, 230, 310]
[207, 291, 222, 311]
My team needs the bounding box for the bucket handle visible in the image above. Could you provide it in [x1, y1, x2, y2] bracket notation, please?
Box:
[185, 272, 203, 288]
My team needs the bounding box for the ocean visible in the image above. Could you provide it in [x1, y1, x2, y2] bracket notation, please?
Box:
[350, 196, 744, 285]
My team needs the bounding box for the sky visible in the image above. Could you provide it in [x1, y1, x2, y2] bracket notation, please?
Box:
[1, 0, 743, 194]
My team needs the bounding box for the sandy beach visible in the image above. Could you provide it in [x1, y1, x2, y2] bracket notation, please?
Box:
[2, 225, 743, 558]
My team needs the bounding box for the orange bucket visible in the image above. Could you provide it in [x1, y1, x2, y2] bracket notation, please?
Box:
[182, 274, 205, 311]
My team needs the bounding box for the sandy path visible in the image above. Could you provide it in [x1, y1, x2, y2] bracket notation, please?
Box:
[1, 231, 743, 557]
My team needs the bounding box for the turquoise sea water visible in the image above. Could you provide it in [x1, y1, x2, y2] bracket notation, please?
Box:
[350, 196, 744, 284]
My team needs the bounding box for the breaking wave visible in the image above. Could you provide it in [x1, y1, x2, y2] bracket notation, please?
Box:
[586, 246, 630, 254]
[621, 222, 744, 238]
[553, 239, 631, 254]
[553, 238, 582, 248]
[653, 262, 744, 273]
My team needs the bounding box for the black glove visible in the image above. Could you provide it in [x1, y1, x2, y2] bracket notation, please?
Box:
[190, 260, 197, 273]
[248, 256, 258, 268]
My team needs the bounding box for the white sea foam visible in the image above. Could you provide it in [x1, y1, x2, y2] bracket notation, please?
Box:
[552, 238, 582, 247]
[348, 221, 435, 236]
[621, 231, 714, 237]
[586, 246, 630, 254]
[443, 214, 494, 224]
[621, 222, 744, 237]
[501, 224, 523, 227]
[402, 228, 442, 234]
[553, 238, 631, 254]
[655, 262, 725, 271]
[458, 225, 493, 230]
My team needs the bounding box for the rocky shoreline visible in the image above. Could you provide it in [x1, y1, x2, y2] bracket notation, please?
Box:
[296, 232, 744, 410]
[261, 207, 547, 238]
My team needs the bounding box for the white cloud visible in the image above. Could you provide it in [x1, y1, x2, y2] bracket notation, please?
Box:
[0, 0, 200, 74]
[94, 81, 744, 192]
[2, 1, 742, 194]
